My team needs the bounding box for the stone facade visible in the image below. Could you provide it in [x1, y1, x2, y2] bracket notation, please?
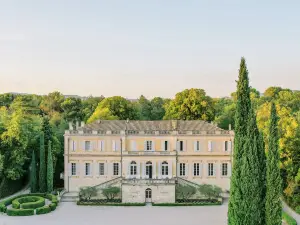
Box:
[64, 120, 234, 203]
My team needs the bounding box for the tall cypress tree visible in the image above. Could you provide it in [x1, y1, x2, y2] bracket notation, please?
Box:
[30, 150, 37, 193]
[239, 109, 264, 225]
[265, 103, 282, 225]
[47, 140, 54, 193]
[39, 132, 47, 193]
[42, 116, 52, 156]
[228, 57, 252, 224]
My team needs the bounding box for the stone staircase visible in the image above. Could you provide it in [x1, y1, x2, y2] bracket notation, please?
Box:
[61, 177, 122, 202]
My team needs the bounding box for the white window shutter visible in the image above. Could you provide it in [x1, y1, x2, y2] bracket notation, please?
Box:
[176, 141, 180, 151]
[161, 141, 164, 151]
[192, 163, 195, 176]
[184, 140, 187, 151]
[68, 163, 72, 176]
[112, 140, 116, 151]
[228, 141, 232, 152]
[82, 141, 85, 151]
[220, 163, 223, 177]
[144, 141, 147, 151]
[213, 163, 216, 177]
[194, 141, 197, 152]
[127, 163, 131, 178]
[102, 140, 105, 151]
[93, 141, 97, 151]
[177, 163, 180, 177]
[229, 163, 232, 177]
[223, 141, 226, 151]
[142, 162, 145, 178]
[208, 141, 212, 152]
[158, 162, 161, 178]
[74, 141, 77, 151]
[185, 163, 188, 177]
[137, 162, 140, 178]
[90, 163, 93, 176]
[168, 161, 172, 178]
[200, 163, 203, 177]
[152, 141, 155, 151]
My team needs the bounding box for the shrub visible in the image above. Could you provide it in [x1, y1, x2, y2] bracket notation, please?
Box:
[102, 187, 121, 200]
[49, 203, 57, 211]
[152, 202, 222, 206]
[295, 205, 300, 214]
[282, 211, 297, 225]
[16, 196, 45, 209]
[79, 186, 97, 201]
[12, 199, 20, 209]
[6, 208, 34, 216]
[36, 205, 51, 215]
[198, 184, 222, 199]
[175, 184, 196, 200]
[77, 201, 145, 206]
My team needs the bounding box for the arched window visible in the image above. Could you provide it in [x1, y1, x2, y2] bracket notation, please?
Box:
[130, 161, 137, 175]
[162, 161, 168, 176]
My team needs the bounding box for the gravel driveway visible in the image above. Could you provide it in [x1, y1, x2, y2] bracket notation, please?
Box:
[1, 202, 228, 225]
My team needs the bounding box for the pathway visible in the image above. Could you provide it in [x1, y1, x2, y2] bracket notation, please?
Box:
[282, 201, 300, 225]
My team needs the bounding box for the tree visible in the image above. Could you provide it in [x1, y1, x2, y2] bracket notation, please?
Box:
[47, 140, 53, 193]
[87, 96, 138, 123]
[82, 96, 104, 121]
[228, 57, 252, 225]
[198, 184, 222, 199]
[164, 88, 215, 121]
[40, 91, 64, 115]
[42, 116, 53, 156]
[239, 109, 265, 225]
[30, 150, 37, 193]
[265, 103, 282, 225]
[136, 95, 152, 120]
[79, 187, 97, 201]
[39, 132, 46, 193]
[150, 97, 166, 120]
[0, 93, 14, 108]
[175, 184, 196, 200]
[61, 97, 84, 123]
[102, 187, 121, 200]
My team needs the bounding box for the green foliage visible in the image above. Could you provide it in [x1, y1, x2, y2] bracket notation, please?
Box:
[39, 132, 46, 193]
[61, 97, 84, 122]
[266, 103, 282, 225]
[149, 97, 166, 120]
[164, 88, 215, 121]
[6, 208, 34, 216]
[79, 186, 98, 200]
[175, 184, 196, 200]
[102, 187, 121, 200]
[87, 96, 138, 123]
[136, 95, 152, 120]
[49, 203, 57, 211]
[152, 202, 221, 206]
[77, 201, 146, 206]
[198, 184, 222, 199]
[0, 93, 14, 108]
[12, 196, 45, 209]
[82, 96, 104, 121]
[36, 205, 51, 215]
[47, 140, 54, 193]
[282, 211, 297, 225]
[30, 150, 37, 193]
[40, 91, 64, 115]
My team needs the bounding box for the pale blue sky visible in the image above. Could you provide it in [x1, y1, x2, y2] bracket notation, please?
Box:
[0, 1, 300, 98]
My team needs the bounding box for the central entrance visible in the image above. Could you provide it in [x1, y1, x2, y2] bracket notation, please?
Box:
[146, 161, 152, 179]
[145, 188, 152, 202]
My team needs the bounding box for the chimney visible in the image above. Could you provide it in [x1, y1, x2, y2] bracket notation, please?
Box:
[81, 121, 85, 127]
[229, 124, 232, 130]
[69, 122, 73, 130]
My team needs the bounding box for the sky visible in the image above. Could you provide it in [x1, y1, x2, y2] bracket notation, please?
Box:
[0, 0, 300, 99]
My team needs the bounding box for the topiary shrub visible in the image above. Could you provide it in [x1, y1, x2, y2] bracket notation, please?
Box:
[49, 203, 57, 211]
[14, 196, 45, 209]
[36, 205, 51, 215]
[12, 199, 21, 209]
[6, 208, 34, 216]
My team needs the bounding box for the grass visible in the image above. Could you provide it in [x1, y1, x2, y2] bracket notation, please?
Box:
[282, 211, 297, 225]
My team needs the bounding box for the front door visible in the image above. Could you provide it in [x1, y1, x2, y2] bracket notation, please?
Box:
[145, 188, 152, 203]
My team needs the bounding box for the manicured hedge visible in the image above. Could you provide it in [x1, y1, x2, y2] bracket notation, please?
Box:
[49, 203, 57, 211]
[6, 208, 34, 216]
[11, 196, 45, 209]
[77, 201, 145, 206]
[282, 211, 297, 225]
[152, 202, 222, 206]
[36, 205, 51, 215]
[176, 199, 221, 204]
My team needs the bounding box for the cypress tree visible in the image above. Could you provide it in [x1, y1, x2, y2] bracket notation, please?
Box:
[30, 150, 37, 193]
[228, 57, 252, 225]
[265, 103, 282, 225]
[47, 140, 54, 193]
[42, 116, 52, 156]
[39, 132, 47, 193]
[239, 109, 264, 225]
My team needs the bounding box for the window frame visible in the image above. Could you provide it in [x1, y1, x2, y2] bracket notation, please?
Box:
[179, 163, 186, 176]
[85, 163, 91, 176]
[208, 163, 214, 177]
[146, 141, 153, 151]
[179, 141, 184, 151]
[164, 141, 168, 151]
[222, 163, 228, 176]
[71, 163, 76, 176]
[193, 163, 200, 176]
[85, 141, 91, 151]
[113, 163, 119, 176]
[162, 161, 169, 176]
[99, 163, 105, 176]
[130, 161, 137, 175]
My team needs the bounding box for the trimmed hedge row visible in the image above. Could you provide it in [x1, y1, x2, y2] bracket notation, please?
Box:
[77, 201, 146, 206]
[36, 205, 51, 215]
[6, 208, 34, 216]
[0, 193, 58, 216]
[282, 211, 297, 225]
[152, 202, 222, 206]
[12, 196, 45, 209]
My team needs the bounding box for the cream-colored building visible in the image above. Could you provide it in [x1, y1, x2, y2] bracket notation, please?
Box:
[64, 120, 234, 203]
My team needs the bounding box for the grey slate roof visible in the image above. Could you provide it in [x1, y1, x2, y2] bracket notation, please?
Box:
[79, 120, 224, 132]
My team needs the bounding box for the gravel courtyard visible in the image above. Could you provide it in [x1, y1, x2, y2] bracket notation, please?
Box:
[1, 202, 228, 225]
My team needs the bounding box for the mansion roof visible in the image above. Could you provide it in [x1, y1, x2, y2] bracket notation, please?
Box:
[78, 120, 227, 133]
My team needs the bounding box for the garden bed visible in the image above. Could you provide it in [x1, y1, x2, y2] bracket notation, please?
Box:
[77, 200, 145, 206]
[153, 199, 222, 206]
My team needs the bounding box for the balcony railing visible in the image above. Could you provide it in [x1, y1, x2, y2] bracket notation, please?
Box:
[124, 151, 176, 156]
[122, 178, 176, 185]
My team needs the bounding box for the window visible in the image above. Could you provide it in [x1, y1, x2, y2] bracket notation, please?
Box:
[196, 141, 200, 151]
[85, 141, 91, 151]
[130, 161, 137, 175]
[164, 141, 168, 151]
[99, 163, 105, 175]
[113, 163, 119, 176]
[162, 161, 168, 176]
[72, 141, 76, 152]
[208, 163, 214, 177]
[99, 140, 104, 151]
[146, 141, 152, 151]
[146, 161, 152, 176]
[131, 140, 137, 151]
[222, 163, 228, 176]
[194, 163, 200, 176]
[179, 163, 186, 176]
[224, 141, 229, 151]
[85, 163, 91, 176]
[71, 163, 76, 176]
[179, 141, 184, 151]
